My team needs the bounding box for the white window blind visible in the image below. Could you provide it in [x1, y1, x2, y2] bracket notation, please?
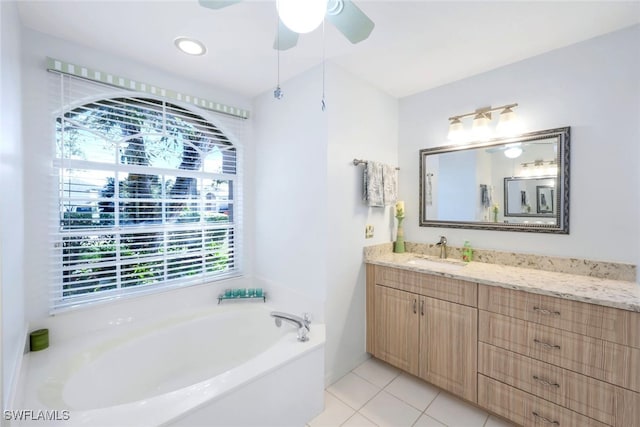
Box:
[49, 72, 245, 311]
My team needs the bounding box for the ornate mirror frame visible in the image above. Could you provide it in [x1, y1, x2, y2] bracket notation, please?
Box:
[419, 127, 570, 233]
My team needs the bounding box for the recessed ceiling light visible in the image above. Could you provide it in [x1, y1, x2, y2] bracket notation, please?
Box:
[174, 37, 206, 56]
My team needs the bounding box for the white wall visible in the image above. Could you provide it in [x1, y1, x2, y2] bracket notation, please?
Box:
[399, 25, 640, 267]
[325, 63, 398, 383]
[252, 63, 398, 384]
[252, 66, 329, 319]
[0, 0, 26, 409]
[20, 27, 253, 325]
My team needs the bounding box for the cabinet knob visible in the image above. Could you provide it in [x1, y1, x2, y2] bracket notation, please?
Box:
[533, 338, 561, 350]
[420, 300, 424, 316]
[533, 306, 561, 316]
[532, 375, 560, 388]
[532, 411, 560, 425]
[413, 299, 417, 314]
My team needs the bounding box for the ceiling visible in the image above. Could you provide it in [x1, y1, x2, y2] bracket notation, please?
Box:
[17, 1, 640, 99]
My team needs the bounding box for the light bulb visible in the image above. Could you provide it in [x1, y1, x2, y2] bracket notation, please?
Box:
[277, 0, 328, 34]
[504, 144, 523, 159]
[447, 118, 466, 142]
[174, 37, 206, 56]
[472, 113, 491, 140]
[496, 107, 522, 136]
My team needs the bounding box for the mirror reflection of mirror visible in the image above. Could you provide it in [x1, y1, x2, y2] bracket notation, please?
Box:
[419, 127, 569, 233]
[504, 177, 556, 218]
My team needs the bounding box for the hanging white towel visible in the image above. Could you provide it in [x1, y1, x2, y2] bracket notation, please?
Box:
[363, 161, 397, 207]
[382, 164, 397, 206]
[426, 174, 433, 206]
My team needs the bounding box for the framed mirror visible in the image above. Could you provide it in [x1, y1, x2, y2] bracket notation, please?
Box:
[504, 177, 556, 217]
[419, 127, 570, 233]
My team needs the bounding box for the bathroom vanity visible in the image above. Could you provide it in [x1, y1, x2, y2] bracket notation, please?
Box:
[365, 247, 640, 427]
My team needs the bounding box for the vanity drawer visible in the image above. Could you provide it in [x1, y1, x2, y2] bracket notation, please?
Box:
[479, 342, 640, 426]
[478, 375, 609, 427]
[479, 311, 640, 392]
[478, 285, 640, 349]
[376, 266, 422, 294]
[375, 266, 476, 306]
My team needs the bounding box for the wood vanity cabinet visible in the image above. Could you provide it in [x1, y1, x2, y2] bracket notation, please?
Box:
[366, 264, 478, 402]
[477, 284, 640, 427]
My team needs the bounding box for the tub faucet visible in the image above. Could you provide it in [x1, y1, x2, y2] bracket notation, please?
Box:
[270, 312, 311, 342]
[436, 236, 447, 259]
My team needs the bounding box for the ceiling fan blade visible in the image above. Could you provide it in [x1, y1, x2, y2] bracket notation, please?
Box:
[198, 0, 242, 10]
[273, 20, 299, 51]
[326, 0, 374, 44]
[485, 146, 507, 153]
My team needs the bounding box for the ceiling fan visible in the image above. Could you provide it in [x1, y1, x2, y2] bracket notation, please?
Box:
[198, 0, 375, 51]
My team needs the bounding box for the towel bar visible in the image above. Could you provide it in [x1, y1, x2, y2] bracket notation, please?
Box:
[352, 159, 400, 170]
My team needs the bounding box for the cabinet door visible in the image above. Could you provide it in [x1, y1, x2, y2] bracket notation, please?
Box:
[419, 297, 478, 402]
[374, 285, 419, 376]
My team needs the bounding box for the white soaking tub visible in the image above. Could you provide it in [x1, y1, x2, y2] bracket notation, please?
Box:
[16, 304, 325, 427]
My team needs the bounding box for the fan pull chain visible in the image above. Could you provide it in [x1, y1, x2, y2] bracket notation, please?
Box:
[274, 16, 284, 100]
[321, 18, 326, 111]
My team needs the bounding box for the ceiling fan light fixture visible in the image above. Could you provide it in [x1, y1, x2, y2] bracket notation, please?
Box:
[504, 143, 523, 159]
[174, 37, 207, 56]
[277, 0, 328, 34]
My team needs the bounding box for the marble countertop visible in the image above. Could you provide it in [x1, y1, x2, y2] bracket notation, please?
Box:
[366, 252, 640, 312]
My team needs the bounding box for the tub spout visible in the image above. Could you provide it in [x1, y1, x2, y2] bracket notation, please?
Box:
[271, 312, 311, 342]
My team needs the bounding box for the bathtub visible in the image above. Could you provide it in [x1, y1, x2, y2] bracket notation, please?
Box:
[15, 304, 325, 426]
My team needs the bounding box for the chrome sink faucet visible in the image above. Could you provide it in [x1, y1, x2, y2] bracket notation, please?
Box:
[271, 311, 311, 342]
[436, 236, 447, 259]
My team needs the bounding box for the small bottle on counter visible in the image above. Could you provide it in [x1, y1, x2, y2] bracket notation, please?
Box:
[462, 241, 473, 262]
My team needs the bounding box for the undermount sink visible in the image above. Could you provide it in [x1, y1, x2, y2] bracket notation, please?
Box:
[406, 256, 468, 271]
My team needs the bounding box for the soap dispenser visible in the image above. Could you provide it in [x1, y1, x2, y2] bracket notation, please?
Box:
[462, 241, 473, 262]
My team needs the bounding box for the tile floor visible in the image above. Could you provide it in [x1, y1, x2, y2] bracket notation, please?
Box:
[308, 358, 516, 427]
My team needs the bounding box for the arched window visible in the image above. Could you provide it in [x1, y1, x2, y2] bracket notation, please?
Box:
[53, 96, 239, 309]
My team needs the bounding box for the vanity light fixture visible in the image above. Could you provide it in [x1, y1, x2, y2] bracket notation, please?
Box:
[447, 103, 520, 142]
[496, 105, 522, 136]
[471, 110, 492, 140]
[447, 117, 466, 142]
[174, 37, 207, 56]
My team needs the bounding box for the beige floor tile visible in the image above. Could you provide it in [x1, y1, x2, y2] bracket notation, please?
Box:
[425, 392, 489, 427]
[342, 412, 378, 427]
[352, 357, 400, 389]
[384, 373, 440, 411]
[413, 414, 446, 427]
[309, 391, 356, 427]
[327, 373, 381, 410]
[360, 390, 421, 427]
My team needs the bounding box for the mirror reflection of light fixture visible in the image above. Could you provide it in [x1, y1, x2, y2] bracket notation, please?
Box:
[504, 143, 523, 159]
[520, 159, 557, 177]
[277, 0, 328, 34]
[447, 103, 520, 142]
